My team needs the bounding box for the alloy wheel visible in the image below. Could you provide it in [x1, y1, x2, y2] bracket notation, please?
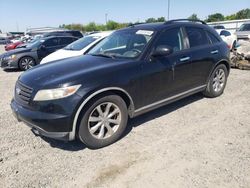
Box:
[212, 68, 226, 92]
[20, 57, 35, 70]
[88, 102, 121, 139]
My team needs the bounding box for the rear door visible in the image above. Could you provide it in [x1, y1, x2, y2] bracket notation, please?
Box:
[184, 26, 216, 87]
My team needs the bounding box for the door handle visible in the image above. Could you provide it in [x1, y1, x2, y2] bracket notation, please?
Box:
[180, 57, 190, 62]
[211, 50, 218, 54]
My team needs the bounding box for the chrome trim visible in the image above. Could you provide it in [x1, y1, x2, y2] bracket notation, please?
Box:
[211, 50, 219, 54]
[180, 57, 190, 62]
[134, 85, 206, 114]
[69, 87, 134, 140]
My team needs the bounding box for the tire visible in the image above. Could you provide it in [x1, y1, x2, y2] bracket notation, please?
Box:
[78, 94, 128, 149]
[18, 57, 36, 71]
[203, 64, 228, 98]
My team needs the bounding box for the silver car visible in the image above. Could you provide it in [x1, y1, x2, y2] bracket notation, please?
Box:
[235, 23, 250, 41]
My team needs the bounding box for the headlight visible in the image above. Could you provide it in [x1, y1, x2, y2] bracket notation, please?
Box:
[3, 55, 16, 61]
[33, 84, 81, 101]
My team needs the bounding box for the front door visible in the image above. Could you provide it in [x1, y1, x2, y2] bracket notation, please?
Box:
[139, 27, 194, 107]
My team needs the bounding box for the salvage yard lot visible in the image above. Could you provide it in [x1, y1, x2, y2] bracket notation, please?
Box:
[0, 45, 250, 187]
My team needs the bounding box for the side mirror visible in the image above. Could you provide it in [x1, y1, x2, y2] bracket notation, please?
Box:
[151, 45, 173, 57]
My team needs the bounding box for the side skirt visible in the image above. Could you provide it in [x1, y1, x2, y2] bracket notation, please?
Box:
[133, 85, 206, 117]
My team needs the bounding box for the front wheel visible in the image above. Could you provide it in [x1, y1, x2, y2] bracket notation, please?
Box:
[78, 95, 128, 149]
[18, 57, 36, 71]
[203, 64, 228, 98]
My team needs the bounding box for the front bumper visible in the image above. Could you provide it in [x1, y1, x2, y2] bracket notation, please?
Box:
[11, 99, 72, 141]
[0, 59, 19, 69]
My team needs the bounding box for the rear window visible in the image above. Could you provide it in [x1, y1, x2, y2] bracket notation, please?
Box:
[186, 27, 209, 48]
[206, 32, 220, 44]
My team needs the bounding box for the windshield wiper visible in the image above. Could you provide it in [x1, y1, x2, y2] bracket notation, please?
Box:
[89, 53, 115, 59]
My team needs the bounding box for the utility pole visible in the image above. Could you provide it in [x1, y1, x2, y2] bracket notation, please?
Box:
[167, 0, 170, 20]
[105, 13, 108, 25]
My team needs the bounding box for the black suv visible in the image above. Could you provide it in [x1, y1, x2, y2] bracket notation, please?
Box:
[11, 20, 230, 149]
[43, 30, 83, 38]
[0, 36, 78, 71]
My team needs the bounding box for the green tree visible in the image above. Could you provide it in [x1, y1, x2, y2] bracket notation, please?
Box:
[145, 17, 157, 23]
[106, 20, 119, 30]
[235, 8, 250, 19]
[157, 17, 166, 22]
[188, 14, 199, 20]
[206, 13, 224, 22]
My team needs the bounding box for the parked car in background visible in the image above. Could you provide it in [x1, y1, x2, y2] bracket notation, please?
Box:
[213, 25, 225, 30]
[216, 29, 237, 50]
[43, 30, 83, 38]
[0, 36, 78, 70]
[5, 41, 24, 51]
[235, 23, 250, 41]
[41, 31, 113, 64]
[0, 37, 11, 45]
[11, 20, 230, 149]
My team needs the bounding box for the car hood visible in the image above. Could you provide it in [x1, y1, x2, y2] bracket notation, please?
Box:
[40, 49, 82, 64]
[1, 47, 32, 57]
[19, 55, 130, 89]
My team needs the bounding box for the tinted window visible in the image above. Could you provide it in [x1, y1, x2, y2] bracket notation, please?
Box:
[213, 25, 225, 29]
[220, 30, 231, 37]
[60, 37, 75, 45]
[71, 31, 83, 38]
[154, 28, 183, 52]
[206, 32, 220, 44]
[43, 38, 59, 47]
[239, 24, 250, 31]
[186, 27, 209, 48]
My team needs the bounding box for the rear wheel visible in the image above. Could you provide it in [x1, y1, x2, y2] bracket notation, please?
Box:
[78, 95, 128, 149]
[203, 64, 228, 98]
[18, 57, 36, 71]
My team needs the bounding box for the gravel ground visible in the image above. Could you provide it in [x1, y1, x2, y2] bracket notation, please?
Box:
[0, 45, 250, 188]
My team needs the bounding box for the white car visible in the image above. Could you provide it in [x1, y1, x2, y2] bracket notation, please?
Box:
[40, 31, 113, 64]
[216, 29, 237, 50]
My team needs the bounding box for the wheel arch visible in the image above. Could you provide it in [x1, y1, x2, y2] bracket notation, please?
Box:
[207, 59, 230, 84]
[18, 56, 37, 69]
[69, 87, 135, 140]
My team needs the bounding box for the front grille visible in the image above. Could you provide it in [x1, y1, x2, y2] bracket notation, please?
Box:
[15, 81, 33, 104]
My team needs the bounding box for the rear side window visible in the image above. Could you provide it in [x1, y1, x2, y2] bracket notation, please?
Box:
[43, 38, 59, 47]
[207, 32, 220, 44]
[154, 28, 183, 52]
[60, 37, 75, 45]
[186, 27, 209, 48]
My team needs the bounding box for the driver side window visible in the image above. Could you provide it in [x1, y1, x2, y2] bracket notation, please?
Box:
[154, 28, 183, 52]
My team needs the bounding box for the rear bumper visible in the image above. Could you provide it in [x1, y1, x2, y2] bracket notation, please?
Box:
[11, 99, 72, 141]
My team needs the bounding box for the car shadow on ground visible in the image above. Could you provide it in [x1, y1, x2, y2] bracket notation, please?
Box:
[41, 136, 86, 151]
[3, 68, 21, 73]
[40, 93, 204, 151]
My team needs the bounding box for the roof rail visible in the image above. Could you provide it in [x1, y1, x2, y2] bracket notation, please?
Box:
[165, 19, 207, 25]
[128, 22, 146, 27]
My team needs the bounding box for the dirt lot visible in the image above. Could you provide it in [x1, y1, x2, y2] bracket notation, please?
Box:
[0, 45, 250, 188]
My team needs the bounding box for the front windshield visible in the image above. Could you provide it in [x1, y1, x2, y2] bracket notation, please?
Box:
[64, 36, 100, 51]
[88, 30, 154, 59]
[26, 39, 43, 48]
[239, 24, 250, 31]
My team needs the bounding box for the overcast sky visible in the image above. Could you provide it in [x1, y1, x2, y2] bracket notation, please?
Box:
[0, 0, 249, 32]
